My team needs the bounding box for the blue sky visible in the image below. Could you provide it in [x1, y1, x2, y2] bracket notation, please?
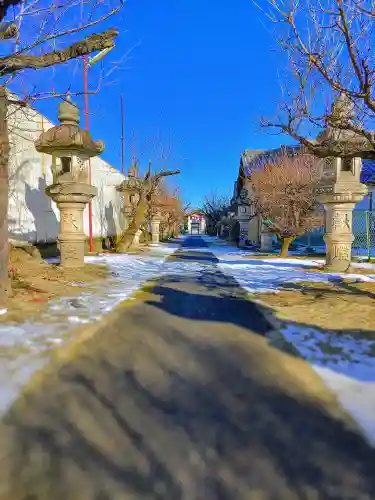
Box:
[37, 0, 293, 208]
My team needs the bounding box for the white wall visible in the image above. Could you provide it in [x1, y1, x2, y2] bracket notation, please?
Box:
[7, 103, 126, 243]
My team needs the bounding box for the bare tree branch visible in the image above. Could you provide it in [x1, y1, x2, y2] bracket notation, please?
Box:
[0, 28, 118, 75]
[253, 0, 375, 158]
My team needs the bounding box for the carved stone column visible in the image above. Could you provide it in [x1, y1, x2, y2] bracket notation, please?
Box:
[237, 220, 249, 248]
[151, 216, 161, 244]
[323, 201, 356, 272]
[47, 185, 96, 268]
[260, 229, 273, 252]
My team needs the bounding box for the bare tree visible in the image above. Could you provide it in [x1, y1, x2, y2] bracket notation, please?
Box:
[0, 0, 123, 306]
[202, 191, 231, 235]
[253, 0, 375, 159]
[250, 151, 323, 256]
[115, 166, 180, 252]
[157, 184, 184, 240]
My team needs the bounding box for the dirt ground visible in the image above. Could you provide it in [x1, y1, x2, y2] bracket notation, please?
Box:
[257, 280, 375, 338]
[4, 245, 109, 323]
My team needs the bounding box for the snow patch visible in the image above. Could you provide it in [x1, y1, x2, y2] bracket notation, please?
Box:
[313, 366, 375, 447]
[282, 323, 375, 446]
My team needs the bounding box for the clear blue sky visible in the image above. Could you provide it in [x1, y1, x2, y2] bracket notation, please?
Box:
[38, 0, 293, 208]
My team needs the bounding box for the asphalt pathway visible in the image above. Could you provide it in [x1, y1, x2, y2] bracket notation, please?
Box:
[1, 236, 375, 500]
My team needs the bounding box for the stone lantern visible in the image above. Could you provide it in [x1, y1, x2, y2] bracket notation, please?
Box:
[35, 97, 103, 268]
[116, 163, 143, 247]
[235, 188, 252, 248]
[150, 202, 162, 244]
[315, 94, 368, 272]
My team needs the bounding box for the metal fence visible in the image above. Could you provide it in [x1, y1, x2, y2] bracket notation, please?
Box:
[295, 226, 325, 249]
[352, 210, 375, 259]
[294, 210, 375, 259]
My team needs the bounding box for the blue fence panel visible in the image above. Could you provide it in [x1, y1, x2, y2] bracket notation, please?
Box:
[352, 211, 375, 258]
[294, 210, 375, 258]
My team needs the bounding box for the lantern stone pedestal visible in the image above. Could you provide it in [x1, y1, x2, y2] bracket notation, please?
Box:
[46, 183, 97, 268]
[260, 230, 273, 252]
[236, 219, 249, 248]
[316, 175, 367, 272]
[151, 217, 161, 244]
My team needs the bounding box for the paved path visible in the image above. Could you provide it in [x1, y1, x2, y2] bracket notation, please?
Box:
[1, 236, 375, 499]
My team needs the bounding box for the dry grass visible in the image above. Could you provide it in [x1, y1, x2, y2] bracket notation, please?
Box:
[257, 280, 375, 337]
[4, 246, 109, 323]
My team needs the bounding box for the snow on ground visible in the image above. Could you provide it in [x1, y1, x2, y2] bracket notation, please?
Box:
[200, 238, 375, 293]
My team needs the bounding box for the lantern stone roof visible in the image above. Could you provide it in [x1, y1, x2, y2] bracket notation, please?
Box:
[35, 97, 104, 157]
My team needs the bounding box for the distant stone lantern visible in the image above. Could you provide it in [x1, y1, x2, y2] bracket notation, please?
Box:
[150, 192, 163, 244]
[116, 162, 143, 246]
[235, 187, 252, 248]
[35, 97, 103, 268]
[315, 94, 369, 272]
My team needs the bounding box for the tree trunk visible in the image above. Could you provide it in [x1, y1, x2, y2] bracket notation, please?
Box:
[116, 194, 147, 252]
[280, 236, 294, 257]
[0, 87, 9, 307]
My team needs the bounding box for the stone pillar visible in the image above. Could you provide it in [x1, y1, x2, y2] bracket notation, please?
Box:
[260, 231, 273, 252]
[322, 202, 356, 272]
[56, 195, 93, 267]
[151, 218, 161, 244]
[238, 220, 249, 248]
[133, 229, 142, 246]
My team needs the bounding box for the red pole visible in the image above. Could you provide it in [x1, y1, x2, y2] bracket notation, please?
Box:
[120, 94, 124, 173]
[83, 55, 94, 253]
